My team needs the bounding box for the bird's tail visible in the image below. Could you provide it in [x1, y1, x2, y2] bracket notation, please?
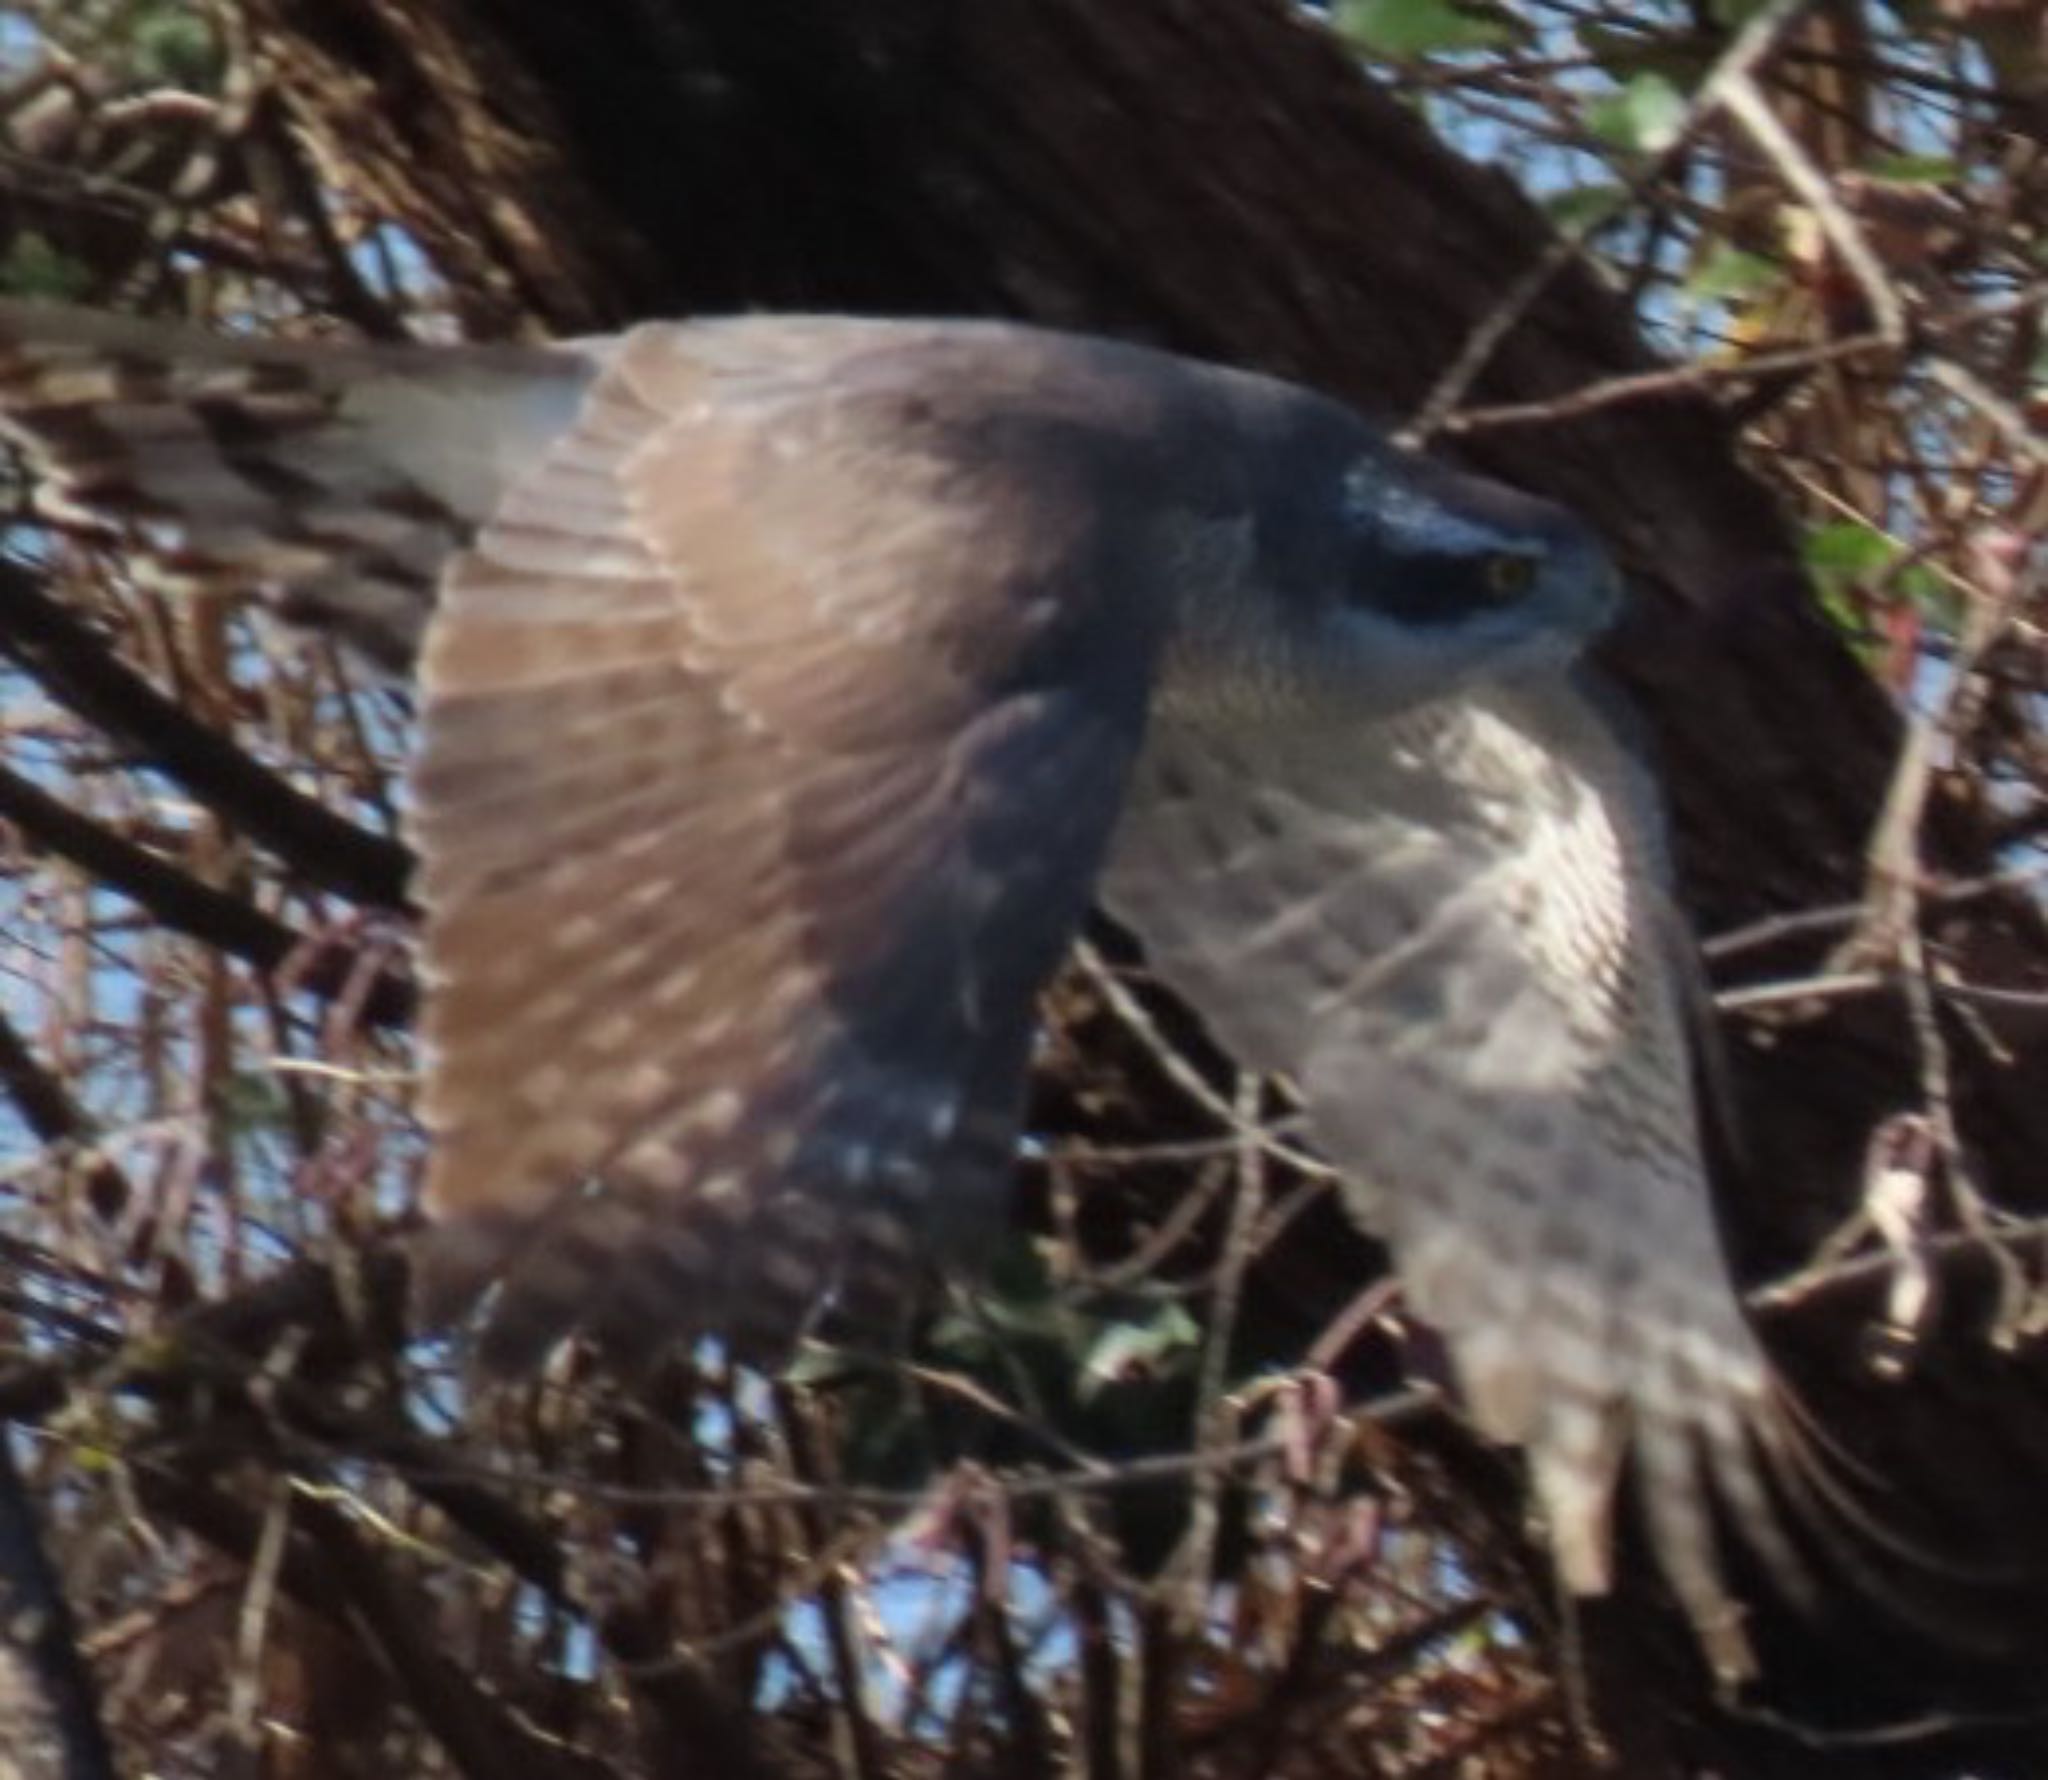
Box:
[0, 300, 589, 673]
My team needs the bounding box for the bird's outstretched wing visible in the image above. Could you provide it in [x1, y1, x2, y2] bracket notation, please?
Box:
[1102, 673, 1805, 1680]
[405, 319, 1194, 1367]
[0, 302, 1213, 1363]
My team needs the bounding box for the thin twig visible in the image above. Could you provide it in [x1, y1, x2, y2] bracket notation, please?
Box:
[1406, 0, 1817, 441]
[0, 560, 412, 908]
[1075, 942, 1336, 1181]
[1165, 1073, 1267, 1636]
[1435, 285, 2044, 438]
[226, 1477, 292, 1763]
[1717, 72, 1905, 344]
[771, 1387, 884, 1780]
[0, 761, 414, 1027]
[0, 1428, 120, 1780]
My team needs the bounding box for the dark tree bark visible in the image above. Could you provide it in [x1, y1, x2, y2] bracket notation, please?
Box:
[58, 0, 2048, 1770]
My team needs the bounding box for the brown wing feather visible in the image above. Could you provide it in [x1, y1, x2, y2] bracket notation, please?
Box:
[409, 318, 1183, 1367]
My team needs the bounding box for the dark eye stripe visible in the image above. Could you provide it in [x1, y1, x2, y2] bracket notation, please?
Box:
[1351, 549, 1541, 625]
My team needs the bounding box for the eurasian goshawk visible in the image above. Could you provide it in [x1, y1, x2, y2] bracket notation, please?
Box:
[0, 303, 1813, 1678]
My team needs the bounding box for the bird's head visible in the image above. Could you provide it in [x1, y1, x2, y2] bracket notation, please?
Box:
[1327, 441, 1621, 684]
[1158, 393, 1622, 729]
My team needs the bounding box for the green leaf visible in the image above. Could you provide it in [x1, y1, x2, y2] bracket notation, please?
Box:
[1803, 521, 1898, 584]
[1585, 73, 1687, 154]
[1812, 576, 1868, 650]
[1897, 561, 1962, 628]
[1336, 0, 1513, 59]
[1544, 181, 1629, 230]
[1867, 153, 1960, 186]
[1709, 0, 1778, 24]
[1078, 1303, 1200, 1402]
[1684, 243, 1779, 303]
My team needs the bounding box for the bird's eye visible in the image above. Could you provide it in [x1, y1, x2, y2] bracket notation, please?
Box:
[1482, 553, 1539, 600]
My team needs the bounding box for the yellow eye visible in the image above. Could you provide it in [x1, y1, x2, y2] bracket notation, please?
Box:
[1483, 552, 1538, 599]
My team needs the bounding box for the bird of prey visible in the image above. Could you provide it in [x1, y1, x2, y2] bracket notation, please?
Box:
[0, 302, 1814, 1678]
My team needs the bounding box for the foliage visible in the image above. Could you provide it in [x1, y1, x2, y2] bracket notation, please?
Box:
[1334, 0, 1516, 59]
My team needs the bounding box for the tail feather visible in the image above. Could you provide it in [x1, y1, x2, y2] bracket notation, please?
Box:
[0, 300, 591, 673]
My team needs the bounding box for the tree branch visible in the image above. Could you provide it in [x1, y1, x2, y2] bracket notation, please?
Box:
[0, 559, 412, 909]
[136, 1467, 607, 1780]
[0, 760, 414, 1029]
[0, 1430, 119, 1780]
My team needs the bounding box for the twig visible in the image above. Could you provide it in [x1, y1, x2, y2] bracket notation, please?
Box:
[0, 1428, 120, 1780]
[1926, 359, 2048, 468]
[771, 1387, 884, 1780]
[0, 761, 414, 1027]
[1062, 1512, 1124, 1780]
[1434, 285, 2045, 438]
[226, 1478, 292, 1764]
[970, 1535, 1054, 1776]
[140, 1468, 599, 1780]
[1715, 969, 1884, 1015]
[1074, 942, 1336, 1182]
[1165, 1073, 1266, 1635]
[1717, 72, 1905, 344]
[0, 1008, 135, 1221]
[1405, 0, 1817, 441]
[1750, 1211, 2048, 1314]
[359, 1385, 1442, 1515]
[1133, 1599, 1176, 1780]
[1895, 920, 2030, 1342]
[1705, 858, 2048, 962]
[0, 560, 412, 909]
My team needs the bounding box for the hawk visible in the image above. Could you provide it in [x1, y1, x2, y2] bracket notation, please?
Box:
[0, 302, 1814, 1677]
